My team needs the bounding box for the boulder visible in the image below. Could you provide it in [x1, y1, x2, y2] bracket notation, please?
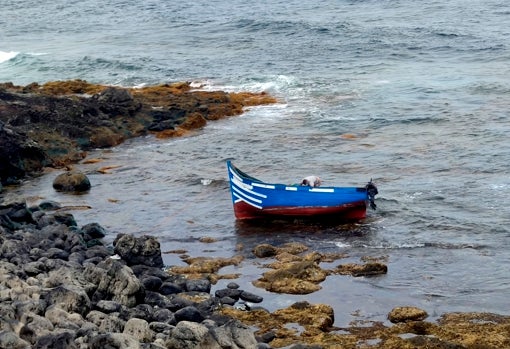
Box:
[85, 258, 144, 307]
[89, 333, 141, 349]
[174, 306, 204, 323]
[388, 306, 428, 323]
[33, 331, 77, 349]
[86, 310, 126, 333]
[80, 222, 107, 239]
[123, 318, 154, 343]
[164, 321, 220, 349]
[113, 234, 164, 268]
[42, 285, 91, 316]
[52, 171, 91, 192]
[252, 244, 278, 258]
[209, 319, 258, 349]
[0, 331, 31, 349]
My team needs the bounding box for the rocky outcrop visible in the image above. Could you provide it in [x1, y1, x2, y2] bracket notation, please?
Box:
[0, 200, 262, 348]
[0, 80, 277, 186]
[2, 201, 510, 348]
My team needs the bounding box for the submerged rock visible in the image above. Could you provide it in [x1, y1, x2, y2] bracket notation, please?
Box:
[332, 262, 388, 277]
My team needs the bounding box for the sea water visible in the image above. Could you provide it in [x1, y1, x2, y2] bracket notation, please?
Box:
[1, 0, 509, 326]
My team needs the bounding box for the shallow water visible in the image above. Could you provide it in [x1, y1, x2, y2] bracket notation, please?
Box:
[2, 0, 510, 326]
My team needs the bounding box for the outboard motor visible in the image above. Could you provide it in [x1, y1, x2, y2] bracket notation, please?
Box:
[366, 180, 378, 210]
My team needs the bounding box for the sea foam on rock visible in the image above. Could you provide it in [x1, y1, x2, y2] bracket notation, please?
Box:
[0, 200, 260, 348]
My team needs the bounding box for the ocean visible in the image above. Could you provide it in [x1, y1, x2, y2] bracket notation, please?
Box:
[1, 0, 509, 326]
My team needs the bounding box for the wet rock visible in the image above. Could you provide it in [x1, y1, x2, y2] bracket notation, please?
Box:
[227, 282, 240, 289]
[113, 234, 164, 268]
[52, 171, 91, 192]
[3, 198, 510, 348]
[81, 222, 107, 239]
[388, 306, 428, 323]
[240, 291, 263, 303]
[143, 291, 174, 309]
[152, 308, 176, 324]
[215, 288, 242, 300]
[158, 281, 182, 295]
[168, 255, 244, 278]
[253, 260, 327, 294]
[0, 80, 277, 185]
[164, 321, 219, 349]
[253, 243, 278, 258]
[186, 278, 211, 293]
[94, 86, 141, 116]
[141, 275, 163, 291]
[208, 319, 259, 349]
[38, 200, 62, 211]
[129, 304, 154, 322]
[220, 296, 237, 306]
[89, 333, 142, 349]
[333, 262, 388, 277]
[174, 306, 205, 323]
[221, 301, 335, 347]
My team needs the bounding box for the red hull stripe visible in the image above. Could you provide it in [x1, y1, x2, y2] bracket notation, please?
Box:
[233, 200, 367, 220]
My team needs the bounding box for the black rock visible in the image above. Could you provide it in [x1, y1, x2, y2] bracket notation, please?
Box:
[174, 306, 204, 323]
[143, 291, 174, 309]
[186, 278, 211, 293]
[220, 296, 237, 306]
[113, 234, 163, 268]
[81, 222, 107, 239]
[141, 276, 163, 291]
[240, 291, 263, 303]
[227, 282, 240, 289]
[159, 282, 183, 295]
[152, 308, 176, 325]
[215, 288, 242, 300]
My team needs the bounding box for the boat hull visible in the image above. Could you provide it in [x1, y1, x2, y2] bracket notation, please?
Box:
[233, 200, 368, 221]
[227, 161, 375, 222]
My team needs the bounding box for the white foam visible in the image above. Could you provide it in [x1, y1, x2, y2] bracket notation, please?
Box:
[0, 51, 19, 64]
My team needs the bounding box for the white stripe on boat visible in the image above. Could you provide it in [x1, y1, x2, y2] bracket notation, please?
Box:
[229, 167, 243, 183]
[252, 182, 275, 189]
[231, 177, 267, 198]
[232, 176, 252, 190]
[285, 186, 298, 191]
[233, 192, 263, 209]
[232, 186, 263, 204]
[310, 188, 335, 193]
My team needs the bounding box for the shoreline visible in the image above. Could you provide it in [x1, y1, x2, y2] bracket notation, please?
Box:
[2, 80, 510, 348]
[2, 198, 510, 348]
[0, 80, 277, 188]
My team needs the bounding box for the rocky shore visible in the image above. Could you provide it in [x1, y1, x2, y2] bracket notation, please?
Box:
[1, 81, 510, 348]
[0, 80, 276, 188]
[0, 200, 262, 348]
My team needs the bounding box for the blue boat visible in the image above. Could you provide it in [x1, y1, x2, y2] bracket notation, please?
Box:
[227, 161, 377, 221]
